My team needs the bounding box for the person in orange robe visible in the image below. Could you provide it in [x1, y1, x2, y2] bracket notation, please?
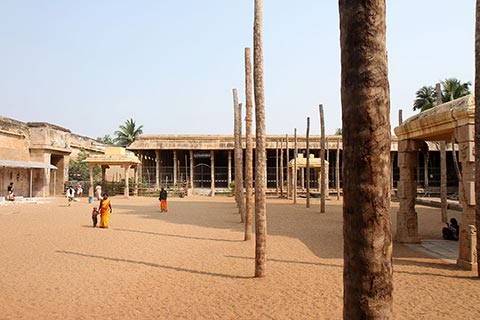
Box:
[159, 187, 168, 212]
[99, 193, 112, 228]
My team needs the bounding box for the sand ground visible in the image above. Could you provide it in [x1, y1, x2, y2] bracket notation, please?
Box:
[0, 195, 479, 319]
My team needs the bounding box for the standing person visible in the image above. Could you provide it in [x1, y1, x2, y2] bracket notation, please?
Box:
[99, 193, 112, 229]
[7, 182, 15, 201]
[95, 185, 103, 200]
[76, 184, 83, 198]
[91, 207, 99, 227]
[159, 187, 168, 213]
[66, 186, 75, 206]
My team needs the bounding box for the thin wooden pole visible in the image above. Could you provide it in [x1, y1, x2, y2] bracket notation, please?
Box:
[306, 117, 311, 208]
[280, 139, 284, 197]
[437, 83, 448, 223]
[294, 128, 298, 204]
[244, 47, 254, 241]
[286, 134, 290, 199]
[320, 104, 326, 213]
[276, 141, 279, 197]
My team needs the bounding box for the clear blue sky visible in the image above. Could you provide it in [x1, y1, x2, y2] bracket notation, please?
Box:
[0, 0, 475, 139]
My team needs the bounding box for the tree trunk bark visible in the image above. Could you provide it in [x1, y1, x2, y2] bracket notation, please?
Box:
[320, 104, 326, 213]
[233, 89, 245, 223]
[254, 0, 267, 278]
[244, 47, 254, 241]
[276, 141, 279, 197]
[339, 1, 393, 318]
[306, 117, 311, 208]
[475, 0, 480, 277]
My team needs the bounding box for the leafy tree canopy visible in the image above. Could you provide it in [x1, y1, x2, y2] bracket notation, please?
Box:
[96, 134, 115, 145]
[334, 128, 342, 135]
[114, 118, 144, 147]
[413, 78, 471, 112]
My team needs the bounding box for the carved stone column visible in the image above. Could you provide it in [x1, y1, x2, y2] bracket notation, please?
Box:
[455, 124, 477, 270]
[210, 151, 215, 197]
[173, 151, 178, 186]
[155, 150, 160, 189]
[124, 165, 130, 198]
[133, 165, 138, 196]
[228, 150, 232, 187]
[396, 139, 420, 243]
[189, 150, 194, 193]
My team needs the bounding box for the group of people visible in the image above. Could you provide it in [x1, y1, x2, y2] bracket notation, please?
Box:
[66, 184, 84, 206]
[442, 218, 460, 241]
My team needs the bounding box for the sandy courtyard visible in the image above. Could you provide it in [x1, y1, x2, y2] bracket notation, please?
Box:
[0, 195, 479, 319]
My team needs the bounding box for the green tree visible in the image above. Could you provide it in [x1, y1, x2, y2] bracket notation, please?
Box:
[69, 149, 101, 181]
[334, 128, 342, 135]
[114, 118, 144, 147]
[96, 134, 115, 145]
[441, 78, 471, 102]
[413, 86, 436, 111]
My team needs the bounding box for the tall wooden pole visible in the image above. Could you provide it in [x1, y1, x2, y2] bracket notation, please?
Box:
[437, 83, 448, 223]
[286, 134, 290, 198]
[474, 0, 480, 276]
[340, 0, 392, 317]
[280, 139, 284, 197]
[320, 104, 326, 213]
[276, 141, 279, 197]
[244, 47, 254, 241]
[253, 0, 267, 278]
[233, 89, 246, 222]
[475, 0, 480, 277]
[306, 117, 311, 208]
[294, 128, 298, 204]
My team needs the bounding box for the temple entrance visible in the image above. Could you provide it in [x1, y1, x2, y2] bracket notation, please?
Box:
[193, 163, 211, 188]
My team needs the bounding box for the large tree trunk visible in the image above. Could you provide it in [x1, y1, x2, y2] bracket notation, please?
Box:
[437, 83, 448, 223]
[320, 104, 326, 213]
[253, 0, 267, 278]
[475, 0, 480, 277]
[286, 134, 290, 199]
[233, 89, 245, 223]
[339, 1, 393, 318]
[244, 47, 254, 241]
[306, 117, 311, 208]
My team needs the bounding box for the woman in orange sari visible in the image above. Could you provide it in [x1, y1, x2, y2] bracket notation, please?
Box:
[99, 193, 112, 228]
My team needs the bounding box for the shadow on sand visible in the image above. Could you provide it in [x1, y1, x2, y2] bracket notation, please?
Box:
[56, 250, 252, 280]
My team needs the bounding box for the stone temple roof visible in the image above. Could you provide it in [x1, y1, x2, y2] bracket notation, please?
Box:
[83, 147, 140, 166]
[288, 154, 329, 168]
[394, 94, 474, 141]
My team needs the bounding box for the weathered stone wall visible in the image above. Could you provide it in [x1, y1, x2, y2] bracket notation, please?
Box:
[0, 116, 31, 161]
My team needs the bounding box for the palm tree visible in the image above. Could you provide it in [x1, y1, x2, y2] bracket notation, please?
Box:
[441, 78, 471, 102]
[114, 119, 144, 147]
[413, 86, 436, 111]
[253, 0, 267, 278]
[339, 0, 393, 318]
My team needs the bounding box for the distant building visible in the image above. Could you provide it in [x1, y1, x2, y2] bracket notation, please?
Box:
[0, 116, 104, 198]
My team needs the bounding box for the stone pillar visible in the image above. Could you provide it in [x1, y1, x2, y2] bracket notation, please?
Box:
[424, 152, 429, 190]
[189, 150, 194, 193]
[173, 151, 178, 186]
[101, 166, 107, 185]
[210, 151, 215, 197]
[301, 167, 305, 190]
[396, 139, 420, 243]
[155, 150, 160, 189]
[124, 165, 130, 198]
[89, 165, 94, 197]
[455, 125, 477, 270]
[228, 150, 232, 187]
[133, 165, 138, 196]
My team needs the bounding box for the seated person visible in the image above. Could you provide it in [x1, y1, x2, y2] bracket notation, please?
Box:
[442, 218, 459, 240]
[7, 182, 15, 201]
